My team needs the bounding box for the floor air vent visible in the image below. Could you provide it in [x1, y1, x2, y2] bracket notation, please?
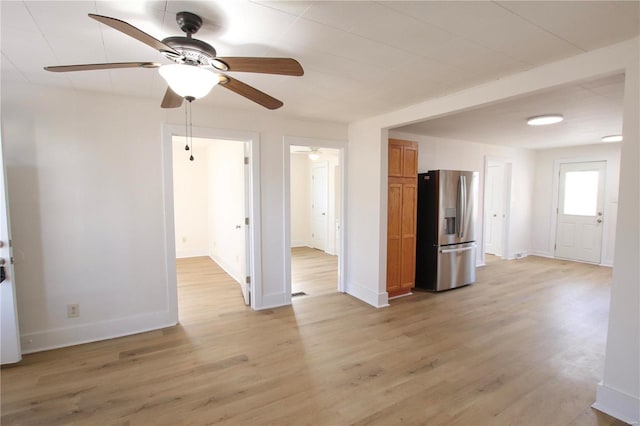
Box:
[291, 292, 308, 297]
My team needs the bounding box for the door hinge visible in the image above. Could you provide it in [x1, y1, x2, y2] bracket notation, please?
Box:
[244, 157, 249, 165]
[554, 244, 557, 250]
[246, 276, 251, 284]
[245, 217, 249, 226]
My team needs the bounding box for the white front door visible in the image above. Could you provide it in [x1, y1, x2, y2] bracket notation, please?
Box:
[0, 133, 21, 364]
[485, 163, 505, 256]
[555, 161, 606, 263]
[311, 162, 328, 251]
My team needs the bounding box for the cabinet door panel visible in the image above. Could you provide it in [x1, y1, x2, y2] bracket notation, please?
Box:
[403, 146, 418, 177]
[388, 144, 403, 177]
[401, 183, 417, 288]
[387, 183, 403, 291]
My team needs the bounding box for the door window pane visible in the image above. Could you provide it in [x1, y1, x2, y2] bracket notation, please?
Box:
[563, 171, 598, 216]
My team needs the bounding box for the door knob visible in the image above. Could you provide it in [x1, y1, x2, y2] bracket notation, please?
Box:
[493, 214, 497, 217]
[597, 219, 603, 223]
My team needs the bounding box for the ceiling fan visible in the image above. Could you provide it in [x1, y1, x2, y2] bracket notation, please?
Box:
[44, 11, 304, 110]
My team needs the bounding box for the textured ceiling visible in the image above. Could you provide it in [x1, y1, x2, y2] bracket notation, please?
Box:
[1, 1, 639, 128]
[395, 73, 626, 149]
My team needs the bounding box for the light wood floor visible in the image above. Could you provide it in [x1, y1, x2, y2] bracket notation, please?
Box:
[1, 255, 624, 425]
[291, 246, 338, 297]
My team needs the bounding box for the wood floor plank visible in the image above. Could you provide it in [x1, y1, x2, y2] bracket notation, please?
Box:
[0, 253, 626, 425]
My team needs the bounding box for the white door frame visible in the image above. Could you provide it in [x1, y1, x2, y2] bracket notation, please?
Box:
[550, 156, 609, 265]
[482, 156, 512, 264]
[162, 124, 262, 311]
[0, 130, 21, 364]
[283, 136, 347, 303]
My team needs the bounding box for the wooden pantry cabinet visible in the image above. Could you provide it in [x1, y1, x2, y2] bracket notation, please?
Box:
[386, 138, 418, 298]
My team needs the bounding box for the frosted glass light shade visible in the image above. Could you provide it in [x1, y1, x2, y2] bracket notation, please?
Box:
[159, 64, 218, 99]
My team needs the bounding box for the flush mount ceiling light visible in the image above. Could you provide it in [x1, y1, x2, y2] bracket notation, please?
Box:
[159, 64, 219, 99]
[602, 135, 623, 142]
[308, 148, 320, 161]
[527, 114, 564, 126]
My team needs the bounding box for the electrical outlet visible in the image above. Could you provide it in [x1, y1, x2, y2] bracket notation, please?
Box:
[67, 304, 80, 318]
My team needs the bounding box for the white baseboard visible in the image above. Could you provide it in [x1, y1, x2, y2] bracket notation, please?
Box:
[529, 251, 614, 267]
[593, 382, 640, 425]
[176, 248, 209, 258]
[209, 253, 242, 285]
[291, 240, 312, 248]
[346, 281, 389, 308]
[528, 250, 555, 259]
[20, 310, 177, 354]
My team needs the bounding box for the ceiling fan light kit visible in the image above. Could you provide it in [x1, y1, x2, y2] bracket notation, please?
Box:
[158, 64, 219, 99]
[308, 148, 321, 161]
[44, 11, 304, 110]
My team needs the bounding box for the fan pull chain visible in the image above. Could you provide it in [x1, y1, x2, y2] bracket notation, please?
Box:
[188, 100, 194, 161]
[184, 102, 190, 152]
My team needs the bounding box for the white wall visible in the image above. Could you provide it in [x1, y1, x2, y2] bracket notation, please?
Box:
[290, 153, 311, 247]
[207, 140, 246, 283]
[1, 81, 347, 353]
[172, 140, 209, 258]
[594, 42, 639, 424]
[531, 143, 621, 265]
[389, 131, 536, 263]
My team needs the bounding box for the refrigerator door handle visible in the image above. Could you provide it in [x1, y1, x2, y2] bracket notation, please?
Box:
[440, 245, 475, 254]
[456, 176, 462, 237]
[458, 175, 466, 238]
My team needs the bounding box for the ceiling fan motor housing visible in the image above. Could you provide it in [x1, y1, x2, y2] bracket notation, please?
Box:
[162, 36, 217, 66]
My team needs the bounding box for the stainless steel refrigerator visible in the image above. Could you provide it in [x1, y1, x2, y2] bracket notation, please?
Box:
[415, 170, 478, 291]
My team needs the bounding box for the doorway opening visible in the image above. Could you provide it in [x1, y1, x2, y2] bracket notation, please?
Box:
[172, 136, 250, 311]
[162, 124, 262, 317]
[482, 157, 512, 263]
[284, 137, 346, 303]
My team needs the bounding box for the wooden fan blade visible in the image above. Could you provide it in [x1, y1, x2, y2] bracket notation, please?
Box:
[161, 87, 184, 109]
[89, 14, 180, 56]
[220, 76, 284, 110]
[213, 57, 303, 76]
[44, 62, 160, 72]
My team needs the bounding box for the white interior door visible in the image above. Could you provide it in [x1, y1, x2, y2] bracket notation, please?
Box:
[0, 133, 21, 364]
[311, 162, 328, 251]
[241, 143, 250, 305]
[555, 161, 606, 263]
[485, 163, 505, 256]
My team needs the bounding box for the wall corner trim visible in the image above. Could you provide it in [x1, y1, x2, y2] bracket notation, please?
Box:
[593, 382, 640, 425]
[346, 281, 389, 308]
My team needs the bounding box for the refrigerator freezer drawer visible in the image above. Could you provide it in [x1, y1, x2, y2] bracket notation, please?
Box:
[435, 243, 476, 291]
